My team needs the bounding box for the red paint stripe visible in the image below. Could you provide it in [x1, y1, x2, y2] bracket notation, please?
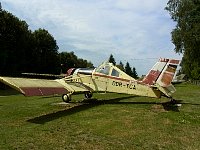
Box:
[169, 59, 180, 64]
[93, 73, 146, 86]
[142, 70, 161, 85]
[21, 87, 68, 96]
[93, 73, 130, 82]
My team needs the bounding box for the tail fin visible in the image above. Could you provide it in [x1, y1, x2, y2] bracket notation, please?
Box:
[156, 59, 180, 87]
[142, 58, 180, 97]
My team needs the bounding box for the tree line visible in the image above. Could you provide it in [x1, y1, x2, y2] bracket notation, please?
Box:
[166, 0, 200, 80]
[108, 54, 138, 78]
[3, 1, 198, 80]
[0, 6, 93, 76]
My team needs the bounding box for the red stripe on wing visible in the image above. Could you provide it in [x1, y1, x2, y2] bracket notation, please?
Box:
[21, 87, 68, 96]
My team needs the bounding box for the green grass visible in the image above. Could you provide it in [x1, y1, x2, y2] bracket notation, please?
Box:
[0, 83, 200, 150]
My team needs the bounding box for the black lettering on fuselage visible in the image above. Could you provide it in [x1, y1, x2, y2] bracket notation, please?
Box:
[112, 81, 136, 89]
[127, 84, 135, 90]
[112, 81, 122, 87]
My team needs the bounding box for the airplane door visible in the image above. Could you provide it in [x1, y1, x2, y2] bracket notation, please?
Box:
[107, 68, 129, 94]
[92, 74, 108, 91]
[92, 65, 110, 92]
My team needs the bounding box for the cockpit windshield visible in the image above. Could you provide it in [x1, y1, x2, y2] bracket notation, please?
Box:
[111, 68, 119, 77]
[95, 65, 110, 75]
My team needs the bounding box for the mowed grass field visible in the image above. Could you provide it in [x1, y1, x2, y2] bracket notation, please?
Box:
[0, 83, 200, 150]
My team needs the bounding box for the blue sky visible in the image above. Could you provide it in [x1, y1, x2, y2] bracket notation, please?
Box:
[1, 0, 182, 75]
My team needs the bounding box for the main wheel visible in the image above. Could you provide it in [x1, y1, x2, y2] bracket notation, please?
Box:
[62, 94, 71, 103]
[170, 98, 177, 104]
[84, 92, 93, 99]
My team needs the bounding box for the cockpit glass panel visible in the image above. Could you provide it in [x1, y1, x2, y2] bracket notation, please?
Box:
[96, 65, 110, 75]
[111, 69, 119, 77]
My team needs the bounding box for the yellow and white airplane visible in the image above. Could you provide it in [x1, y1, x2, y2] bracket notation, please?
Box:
[0, 58, 180, 103]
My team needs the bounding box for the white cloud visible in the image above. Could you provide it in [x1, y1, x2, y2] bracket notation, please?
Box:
[1, 0, 182, 75]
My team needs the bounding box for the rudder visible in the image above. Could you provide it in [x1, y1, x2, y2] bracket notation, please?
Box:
[141, 58, 180, 97]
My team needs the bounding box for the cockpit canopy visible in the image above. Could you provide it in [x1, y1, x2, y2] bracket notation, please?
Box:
[95, 64, 110, 75]
[95, 61, 134, 80]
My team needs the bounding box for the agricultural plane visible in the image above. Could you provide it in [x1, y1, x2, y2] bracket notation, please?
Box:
[0, 58, 180, 103]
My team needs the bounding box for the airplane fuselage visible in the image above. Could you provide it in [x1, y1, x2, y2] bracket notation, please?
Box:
[66, 64, 162, 99]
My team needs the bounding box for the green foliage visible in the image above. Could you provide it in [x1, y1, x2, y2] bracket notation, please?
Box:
[132, 67, 138, 79]
[108, 54, 116, 66]
[125, 62, 132, 76]
[191, 63, 200, 80]
[31, 29, 60, 74]
[60, 52, 94, 73]
[166, 0, 200, 79]
[0, 9, 33, 75]
[0, 7, 93, 76]
[125, 62, 138, 78]
[116, 61, 125, 71]
[0, 9, 60, 75]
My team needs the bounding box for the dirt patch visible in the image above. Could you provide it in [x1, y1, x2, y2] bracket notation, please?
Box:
[151, 104, 166, 112]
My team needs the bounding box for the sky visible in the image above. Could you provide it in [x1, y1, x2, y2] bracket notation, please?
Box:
[1, 0, 182, 75]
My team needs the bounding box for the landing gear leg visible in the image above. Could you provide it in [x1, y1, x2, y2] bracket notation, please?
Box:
[62, 94, 72, 103]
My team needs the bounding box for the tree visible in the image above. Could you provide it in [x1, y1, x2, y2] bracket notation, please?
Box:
[0, 9, 33, 75]
[132, 67, 138, 79]
[108, 54, 116, 66]
[60, 51, 94, 73]
[125, 62, 133, 76]
[0, 7, 61, 75]
[116, 61, 125, 71]
[0, 7, 94, 76]
[166, 0, 200, 79]
[32, 28, 60, 74]
[124, 62, 138, 78]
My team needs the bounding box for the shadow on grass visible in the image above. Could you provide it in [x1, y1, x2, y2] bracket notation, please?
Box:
[0, 89, 20, 96]
[99, 97, 181, 112]
[27, 96, 185, 124]
[27, 103, 97, 124]
[181, 102, 200, 105]
[27, 96, 134, 124]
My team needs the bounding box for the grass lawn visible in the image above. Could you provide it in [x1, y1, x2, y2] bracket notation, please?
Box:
[0, 83, 200, 150]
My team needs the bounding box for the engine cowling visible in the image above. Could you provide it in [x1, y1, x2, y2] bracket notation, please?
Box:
[66, 68, 94, 76]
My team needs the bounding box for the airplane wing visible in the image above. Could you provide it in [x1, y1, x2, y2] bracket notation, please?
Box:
[0, 77, 91, 96]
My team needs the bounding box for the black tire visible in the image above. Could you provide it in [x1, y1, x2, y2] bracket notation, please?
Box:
[170, 98, 177, 104]
[62, 94, 71, 102]
[85, 92, 93, 99]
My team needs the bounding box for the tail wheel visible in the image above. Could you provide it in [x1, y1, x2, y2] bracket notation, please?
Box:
[85, 92, 93, 99]
[62, 94, 71, 103]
